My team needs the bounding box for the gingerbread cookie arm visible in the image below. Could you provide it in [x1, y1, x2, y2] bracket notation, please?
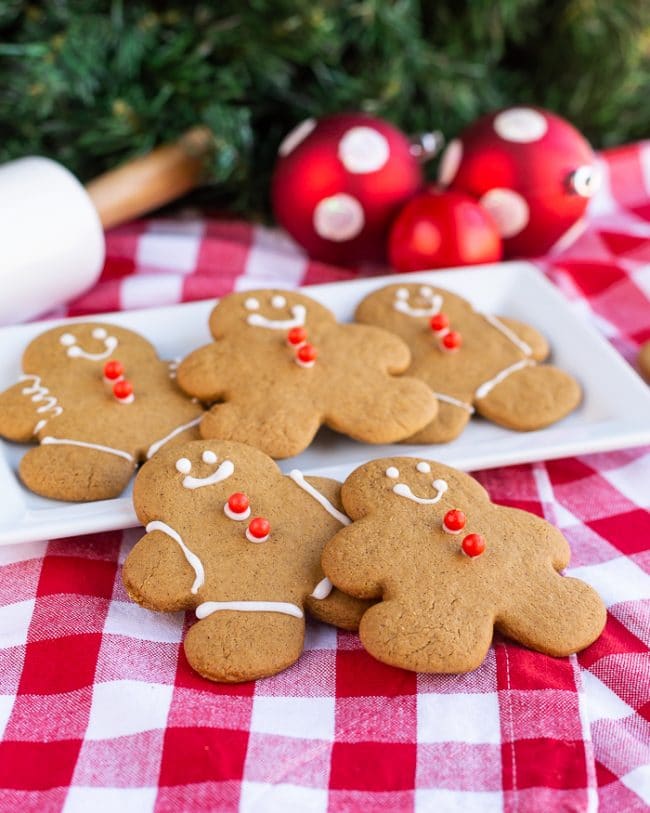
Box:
[321, 520, 385, 600]
[474, 363, 581, 430]
[0, 378, 60, 441]
[497, 571, 606, 657]
[122, 527, 199, 612]
[177, 343, 232, 402]
[405, 397, 474, 444]
[493, 317, 550, 361]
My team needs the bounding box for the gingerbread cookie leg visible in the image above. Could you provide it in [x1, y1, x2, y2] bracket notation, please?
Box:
[325, 376, 438, 445]
[475, 363, 581, 430]
[200, 400, 321, 459]
[498, 572, 606, 657]
[359, 599, 495, 674]
[19, 442, 136, 501]
[184, 607, 305, 682]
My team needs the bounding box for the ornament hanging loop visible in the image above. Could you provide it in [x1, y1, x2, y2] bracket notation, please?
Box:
[410, 131, 445, 163]
[566, 165, 601, 198]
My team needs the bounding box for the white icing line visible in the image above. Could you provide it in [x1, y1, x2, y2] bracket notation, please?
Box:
[182, 459, 234, 490]
[224, 504, 251, 521]
[247, 304, 306, 330]
[146, 416, 203, 459]
[195, 600, 303, 620]
[475, 359, 534, 399]
[432, 392, 476, 414]
[482, 313, 533, 356]
[41, 436, 134, 462]
[66, 335, 118, 361]
[146, 519, 204, 595]
[33, 419, 47, 434]
[393, 292, 443, 318]
[288, 470, 351, 525]
[393, 479, 448, 505]
[310, 577, 333, 600]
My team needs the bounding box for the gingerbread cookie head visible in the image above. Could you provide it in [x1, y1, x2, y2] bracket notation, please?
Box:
[355, 282, 580, 442]
[177, 289, 438, 458]
[208, 290, 334, 339]
[322, 456, 606, 673]
[0, 322, 203, 502]
[123, 439, 368, 682]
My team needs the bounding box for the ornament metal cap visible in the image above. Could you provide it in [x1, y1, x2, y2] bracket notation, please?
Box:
[567, 165, 601, 198]
[410, 131, 445, 162]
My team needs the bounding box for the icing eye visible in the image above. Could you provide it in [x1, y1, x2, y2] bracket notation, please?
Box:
[59, 333, 75, 346]
[176, 458, 192, 475]
[433, 479, 448, 493]
[386, 466, 400, 479]
[271, 295, 286, 308]
[92, 327, 107, 340]
[416, 461, 431, 474]
[420, 286, 433, 297]
[202, 450, 217, 464]
[395, 288, 409, 300]
[245, 298, 260, 311]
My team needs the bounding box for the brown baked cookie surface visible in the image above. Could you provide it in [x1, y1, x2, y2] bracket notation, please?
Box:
[122, 439, 370, 682]
[0, 323, 203, 501]
[355, 283, 581, 442]
[321, 456, 606, 674]
[176, 289, 437, 458]
[639, 341, 650, 383]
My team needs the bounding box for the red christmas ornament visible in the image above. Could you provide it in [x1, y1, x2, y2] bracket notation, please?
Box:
[388, 189, 502, 272]
[443, 509, 466, 534]
[113, 379, 133, 403]
[461, 533, 486, 557]
[272, 113, 424, 265]
[225, 492, 251, 521]
[246, 517, 270, 543]
[296, 343, 317, 368]
[430, 313, 449, 333]
[287, 326, 307, 347]
[441, 330, 462, 351]
[103, 359, 124, 381]
[439, 106, 600, 257]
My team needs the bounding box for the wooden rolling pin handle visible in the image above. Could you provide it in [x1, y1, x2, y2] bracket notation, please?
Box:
[85, 126, 215, 230]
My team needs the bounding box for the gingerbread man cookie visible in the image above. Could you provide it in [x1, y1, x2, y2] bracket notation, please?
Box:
[123, 440, 369, 682]
[322, 457, 606, 673]
[639, 341, 650, 383]
[176, 289, 438, 458]
[0, 323, 203, 501]
[355, 283, 581, 442]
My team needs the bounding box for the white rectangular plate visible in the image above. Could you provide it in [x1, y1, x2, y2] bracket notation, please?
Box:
[2, 261, 650, 545]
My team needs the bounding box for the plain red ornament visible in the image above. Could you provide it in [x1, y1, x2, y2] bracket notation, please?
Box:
[439, 106, 600, 258]
[389, 189, 502, 272]
[272, 113, 424, 265]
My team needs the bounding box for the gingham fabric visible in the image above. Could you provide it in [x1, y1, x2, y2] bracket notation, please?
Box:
[1, 142, 649, 812]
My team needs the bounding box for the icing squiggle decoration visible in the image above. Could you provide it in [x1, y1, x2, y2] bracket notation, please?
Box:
[246, 301, 307, 330]
[288, 469, 351, 526]
[19, 375, 63, 434]
[432, 392, 475, 414]
[40, 436, 134, 462]
[146, 519, 204, 594]
[482, 313, 533, 356]
[475, 359, 533, 399]
[196, 600, 303, 620]
[59, 327, 118, 361]
[176, 454, 235, 489]
[310, 577, 333, 600]
[393, 286, 443, 318]
[146, 416, 203, 459]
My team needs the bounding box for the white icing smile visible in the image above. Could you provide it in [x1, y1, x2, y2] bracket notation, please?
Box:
[386, 463, 448, 504]
[59, 327, 118, 361]
[176, 450, 235, 490]
[393, 286, 443, 318]
[245, 296, 307, 330]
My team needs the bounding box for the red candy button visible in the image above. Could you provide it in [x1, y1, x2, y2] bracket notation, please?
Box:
[430, 313, 449, 333]
[103, 359, 124, 380]
[443, 509, 466, 534]
[296, 343, 317, 366]
[287, 326, 308, 346]
[247, 516, 270, 542]
[442, 330, 462, 351]
[228, 493, 250, 514]
[462, 533, 486, 557]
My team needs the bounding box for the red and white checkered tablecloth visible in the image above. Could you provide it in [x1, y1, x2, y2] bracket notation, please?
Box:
[1, 142, 649, 812]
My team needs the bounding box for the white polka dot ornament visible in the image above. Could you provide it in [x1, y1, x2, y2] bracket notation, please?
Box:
[271, 113, 427, 265]
[438, 107, 600, 258]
